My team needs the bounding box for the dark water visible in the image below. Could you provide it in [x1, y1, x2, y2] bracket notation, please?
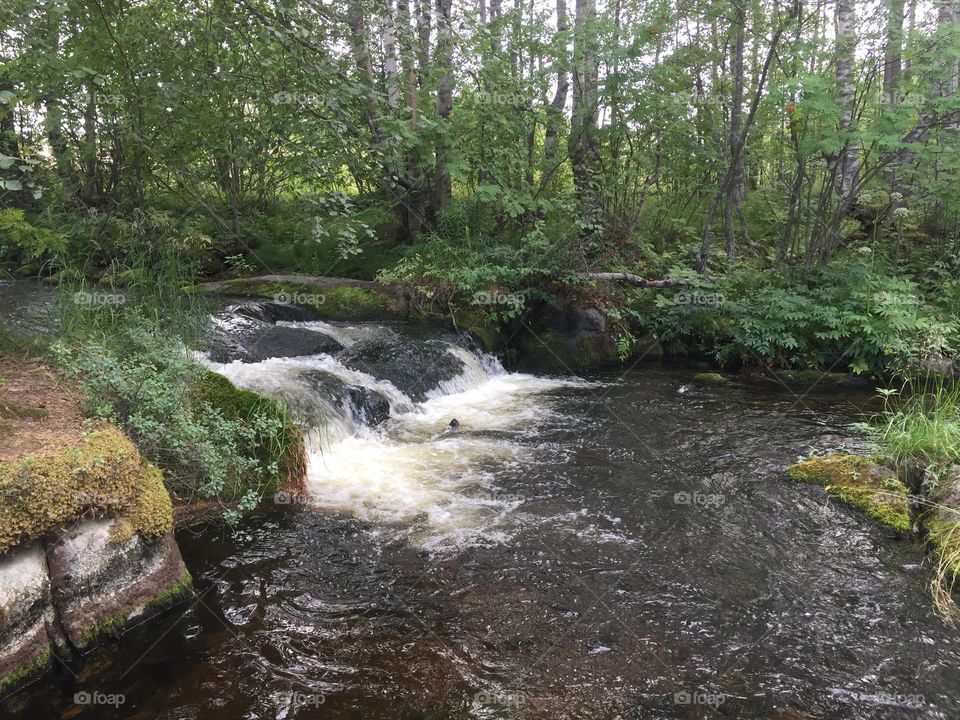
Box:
[3, 316, 960, 719]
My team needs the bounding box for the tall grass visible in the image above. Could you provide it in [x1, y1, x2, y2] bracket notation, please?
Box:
[872, 376, 960, 621]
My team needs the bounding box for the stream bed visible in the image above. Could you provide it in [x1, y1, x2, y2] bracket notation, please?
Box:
[4, 306, 960, 719]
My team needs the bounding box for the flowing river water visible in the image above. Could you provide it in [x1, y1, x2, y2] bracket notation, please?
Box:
[5, 297, 960, 719]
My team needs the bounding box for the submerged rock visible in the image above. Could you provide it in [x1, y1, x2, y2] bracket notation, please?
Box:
[693, 372, 728, 385]
[345, 385, 391, 426]
[201, 314, 343, 363]
[787, 454, 912, 533]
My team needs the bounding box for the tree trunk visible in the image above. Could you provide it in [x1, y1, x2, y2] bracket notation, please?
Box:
[569, 0, 602, 249]
[834, 0, 858, 200]
[432, 0, 453, 217]
[541, 0, 569, 191]
[883, 0, 905, 106]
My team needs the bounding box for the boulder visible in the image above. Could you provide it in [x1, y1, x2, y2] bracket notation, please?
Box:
[0, 545, 59, 693]
[46, 519, 191, 650]
[787, 454, 912, 533]
[338, 337, 465, 401]
[201, 312, 343, 364]
[345, 385, 391, 426]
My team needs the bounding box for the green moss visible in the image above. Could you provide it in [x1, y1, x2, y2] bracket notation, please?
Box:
[81, 612, 129, 645]
[787, 453, 912, 533]
[693, 372, 727, 385]
[0, 425, 173, 555]
[451, 309, 501, 352]
[316, 285, 393, 318]
[0, 648, 52, 693]
[194, 370, 306, 490]
[212, 280, 396, 319]
[145, 569, 193, 613]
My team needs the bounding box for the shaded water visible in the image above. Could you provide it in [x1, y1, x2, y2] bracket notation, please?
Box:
[4, 307, 960, 719]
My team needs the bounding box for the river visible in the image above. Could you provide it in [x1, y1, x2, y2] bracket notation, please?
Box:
[4, 302, 960, 719]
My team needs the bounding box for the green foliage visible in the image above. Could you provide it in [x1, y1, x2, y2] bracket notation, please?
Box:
[0, 209, 66, 264]
[51, 324, 299, 515]
[646, 256, 958, 375]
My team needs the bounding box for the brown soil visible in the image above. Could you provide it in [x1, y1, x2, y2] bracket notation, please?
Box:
[0, 355, 86, 462]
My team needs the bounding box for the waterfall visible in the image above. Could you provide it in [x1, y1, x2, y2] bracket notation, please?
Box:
[199, 301, 591, 550]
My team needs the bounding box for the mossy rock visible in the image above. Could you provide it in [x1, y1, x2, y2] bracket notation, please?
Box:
[451, 308, 502, 352]
[787, 453, 912, 533]
[518, 330, 621, 372]
[0, 425, 173, 555]
[0, 648, 52, 694]
[187, 276, 406, 320]
[194, 370, 306, 490]
[693, 372, 728, 385]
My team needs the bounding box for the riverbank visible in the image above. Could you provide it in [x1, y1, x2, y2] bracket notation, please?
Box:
[0, 354, 191, 695]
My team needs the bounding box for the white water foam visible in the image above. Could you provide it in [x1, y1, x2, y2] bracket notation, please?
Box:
[201, 320, 597, 549]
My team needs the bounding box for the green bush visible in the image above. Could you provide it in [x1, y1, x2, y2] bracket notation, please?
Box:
[51, 323, 302, 522]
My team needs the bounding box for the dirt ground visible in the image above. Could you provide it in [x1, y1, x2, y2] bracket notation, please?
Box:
[0, 355, 86, 463]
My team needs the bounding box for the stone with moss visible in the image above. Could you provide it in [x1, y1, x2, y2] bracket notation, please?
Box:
[451, 308, 501, 352]
[186, 275, 408, 320]
[787, 453, 912, 533]
[693, 372, 728, 385]
[193, 370, 306, 491]
[0, 647, 51, 694]
[0, 424, 173, 555]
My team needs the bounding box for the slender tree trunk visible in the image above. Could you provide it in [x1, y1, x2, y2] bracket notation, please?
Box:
[541, 0, 569, 191]
[432, 0, 453, 217]
[834, 0, 858, 200]
[883, 0, 905, 106]
[569, 0, 602, 251]
[725, 0, 747, 265]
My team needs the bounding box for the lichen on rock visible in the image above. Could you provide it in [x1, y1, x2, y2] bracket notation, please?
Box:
[787, 453, 912, 533]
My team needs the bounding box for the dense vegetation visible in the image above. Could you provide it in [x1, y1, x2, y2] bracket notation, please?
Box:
[2, 0, 959, 375]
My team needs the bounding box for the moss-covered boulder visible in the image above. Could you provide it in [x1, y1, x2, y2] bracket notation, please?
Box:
[787, 454, 912, 533]
[194, 370, 307, 490]
[0, 423, 192, 693]
[451, 308, 502, 352]
[187, 275, 408, 320]
[515, 329, 620, 372]
[0, 425, 173, 554]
